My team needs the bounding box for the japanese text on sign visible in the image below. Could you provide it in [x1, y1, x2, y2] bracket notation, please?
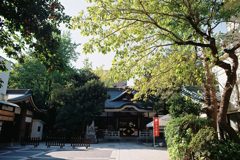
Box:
[153, 118, 159, 137]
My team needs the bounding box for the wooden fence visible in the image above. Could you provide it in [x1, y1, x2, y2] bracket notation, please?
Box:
[20, 137, 40, 148]
[46, 137, 65, 148]
[71, 137, 90, 149]
[20, 137, 91, 149]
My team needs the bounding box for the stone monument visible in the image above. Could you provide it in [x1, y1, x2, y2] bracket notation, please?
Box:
[86, 120, 98, 144]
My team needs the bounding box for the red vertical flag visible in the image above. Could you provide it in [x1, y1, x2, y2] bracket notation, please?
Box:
[153, 118, 159, 137]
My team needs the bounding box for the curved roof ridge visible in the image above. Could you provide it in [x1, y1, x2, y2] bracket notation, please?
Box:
[7, 90, 45, 113]
[109, 90, 128, 102]
[105, 101, 143, 109]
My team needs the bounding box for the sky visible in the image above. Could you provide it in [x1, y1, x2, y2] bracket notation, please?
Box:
[57, 0, 134, 84]
[59, 0, 115, 70]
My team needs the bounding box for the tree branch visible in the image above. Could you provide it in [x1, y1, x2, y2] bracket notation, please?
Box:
[224, 42, 240, 53]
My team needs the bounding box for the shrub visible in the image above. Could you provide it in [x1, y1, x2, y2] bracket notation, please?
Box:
[167, 93, 202, 119]
[166, 114, 240, 160]
[212, 134, 240, 160]
[165, 114, 210, 160]
[189, 127, 218, 159]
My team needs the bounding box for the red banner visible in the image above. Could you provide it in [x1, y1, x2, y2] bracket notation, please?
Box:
[154, 118, 159, 137]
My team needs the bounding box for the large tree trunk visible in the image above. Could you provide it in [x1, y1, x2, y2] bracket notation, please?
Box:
[217, 49, 240, 143]
[202, 48, 240, 143]
[202, 55, 218, 131]
[235, 83, 239, 106]
[218, 80, 240, 143]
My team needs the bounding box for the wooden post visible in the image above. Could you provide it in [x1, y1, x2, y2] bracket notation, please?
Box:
[153, 117, 155, 149]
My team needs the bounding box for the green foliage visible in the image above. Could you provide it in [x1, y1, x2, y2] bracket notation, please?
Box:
[167, 93, 202, 118]
[50, 70, 108, 137]
[94, 65, 115, 88]
[51, 31, 80, 72]
[8, 32, 80, 131]
[189, 128, 240, 160]
[0, 0, 70, 72]
[135, 90, 169, 115]
[213, 134, 240, 160]
[8, 32, 80, 105]
[165, 114, 213, 160]
[73, 68, 100, 88]
[8, 57, 78, 132]
[0, 59, 9, 88]
[166, 114, 240, 160]
[82, 58, 93, 71]
[81, 58, 116, 88]
[72, 0, 240, 98]
[9, 58, 49, 106]
[189, 127, 218, 158]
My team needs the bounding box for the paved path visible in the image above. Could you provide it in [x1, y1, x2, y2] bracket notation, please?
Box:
[0, 142, 169, 160]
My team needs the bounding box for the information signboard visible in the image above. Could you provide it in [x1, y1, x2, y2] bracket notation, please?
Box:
[154, 118, 159, 137]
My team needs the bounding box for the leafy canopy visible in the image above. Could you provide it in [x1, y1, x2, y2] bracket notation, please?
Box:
[94, 65, 115, 88]
[72, 0, 240, 96]
[0, 0, 70, 72]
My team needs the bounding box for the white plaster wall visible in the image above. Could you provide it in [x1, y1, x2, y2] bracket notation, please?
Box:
[31, 120, 44, 140]
[0, 57, 11, 101]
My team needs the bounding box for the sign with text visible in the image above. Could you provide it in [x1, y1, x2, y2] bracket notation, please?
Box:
[153, 118, 159, 137]
[0, 110, 14, 117]
[0, 115, 14, 121]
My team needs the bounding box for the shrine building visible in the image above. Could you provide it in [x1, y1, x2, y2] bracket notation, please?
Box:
[95, 88, 160, 142]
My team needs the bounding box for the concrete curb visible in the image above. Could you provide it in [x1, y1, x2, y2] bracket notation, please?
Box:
[109, 149, 117, 159]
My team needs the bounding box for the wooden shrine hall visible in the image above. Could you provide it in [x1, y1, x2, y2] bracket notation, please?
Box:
[95, 88, 158, 142]
[0, 89, 46, 143]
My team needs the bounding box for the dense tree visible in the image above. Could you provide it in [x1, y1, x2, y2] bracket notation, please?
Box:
[134, 66, 182, 114]
[73, 0, 240, 142]
[8, 57, 77, 106]
[8, 31, 80, 104]
[50, 69, 108, 137]
[0, 0, 70, 72]
[8, 32, 80, 131]
[167, 93, 202, 119]
[81, 58, 115, 87]
[136, 92, 169, 115]
[9, 57, 47, 106]
[94, 65, 115, 88]
[0, 59, 8, 88]
[8, 56, 78, 132]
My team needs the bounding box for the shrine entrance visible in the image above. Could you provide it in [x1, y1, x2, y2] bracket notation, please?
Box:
[119, 118, 138, 137]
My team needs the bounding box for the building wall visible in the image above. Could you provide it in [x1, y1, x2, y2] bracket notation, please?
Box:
[0, 57, 11, 101]
[214, 63, 240, 112]
[31, 120, 44, 140]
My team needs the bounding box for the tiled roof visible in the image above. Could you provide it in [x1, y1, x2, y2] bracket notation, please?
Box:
[6, 89, 46, 113]
[181, 85, 221, 102]
[0, 100, 19, 108]
[105, 88, 144, 109]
